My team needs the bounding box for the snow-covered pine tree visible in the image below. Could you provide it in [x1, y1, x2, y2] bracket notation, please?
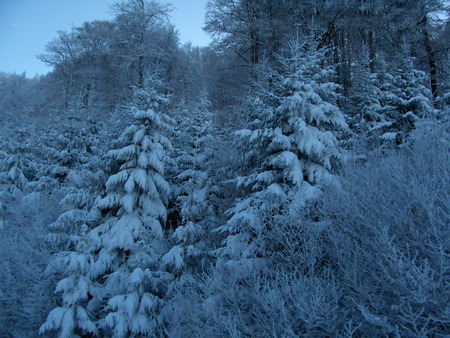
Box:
[0, 153, 29, 230]
[368, 45, 436, 145]
[390, 44, 436, 136]
[92, 77, 173, 337]
[38, 108, 108, 337]
[0, 154, 28, 198]
[39, 157, 110, 337]
[157, 90, 216, 335]
[346, 45, 385, 142]
[40, 75, 173, 338]
[162, 89, 215, 275]
[45, 167, 105, 252]
[215, 35, 348, 270]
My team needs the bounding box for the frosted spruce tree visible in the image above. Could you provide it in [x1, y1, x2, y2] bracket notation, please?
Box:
[346, 46, 385, 141]
[216, 36, 348, 270]
[368, 45, 436, 145]
[0, 153, 29, 230]
[157, 90, 217, 335]
[162, 89, 214, 276]
[0, 154, 28, 196]
[40, 76, 173, 337]
[44, 162, 105, 252]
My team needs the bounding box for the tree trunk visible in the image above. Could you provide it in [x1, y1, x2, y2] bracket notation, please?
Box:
[137, 55, 144, 88]
[82, 83, 91, 108]
[421, 14, 439, 106]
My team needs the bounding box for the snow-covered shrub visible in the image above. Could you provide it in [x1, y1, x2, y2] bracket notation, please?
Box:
[0, 189, 65, 337]
[318, 120, 450, 336]
[164, 258, 343, 337]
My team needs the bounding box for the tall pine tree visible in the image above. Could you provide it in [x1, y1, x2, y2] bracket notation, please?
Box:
[216, 36, 348, 270]
[41, 75, 173, 338]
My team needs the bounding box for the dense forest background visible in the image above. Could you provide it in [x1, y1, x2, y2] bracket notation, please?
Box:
[1, 0, 449, 337]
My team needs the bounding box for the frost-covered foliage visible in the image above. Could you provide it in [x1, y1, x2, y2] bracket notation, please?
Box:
[41, 76, 173, 337]
[317, 121, 450, 336]
[0, 194, 59, 337]
[0, 152, 65, 337]
[152, 119, 450, 337]
[216, 36, 347, 268]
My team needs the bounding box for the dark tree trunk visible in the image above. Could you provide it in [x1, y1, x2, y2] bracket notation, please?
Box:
[82, 83, 91, 108]
[421, 15, 439, 106]
[368, 31, 375, 73]
[137, 55, 144, 88]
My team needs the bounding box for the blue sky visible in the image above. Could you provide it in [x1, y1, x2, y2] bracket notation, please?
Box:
[0, 0, 210, 77]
